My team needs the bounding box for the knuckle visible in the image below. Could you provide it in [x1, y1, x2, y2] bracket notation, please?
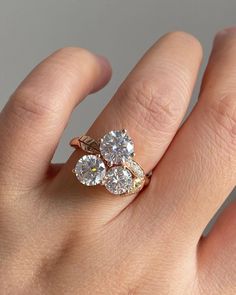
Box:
[7, 48, 99, 126]
[118, 78, 183, 133]
[9, 88, 57, 121]
[54, 47, 98, 67]
[51, 47, 100, 82]
[55, 46, 89, 57]
[204, 93, 236, 152]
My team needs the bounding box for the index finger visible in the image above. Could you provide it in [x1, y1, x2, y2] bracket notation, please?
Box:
[0, 48, 111, 188]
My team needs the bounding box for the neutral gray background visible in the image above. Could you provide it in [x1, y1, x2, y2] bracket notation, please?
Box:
[0, 0, 235, 229]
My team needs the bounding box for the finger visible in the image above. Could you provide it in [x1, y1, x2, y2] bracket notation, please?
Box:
[58, 32, 202, 211]
[197, 200, 236, 294]
[134, 27, 236, 243]
[89, 31, 202, 173]
[0, 48, 111, 187]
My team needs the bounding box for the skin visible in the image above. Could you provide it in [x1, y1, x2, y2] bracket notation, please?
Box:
[0, 28, 235, 295]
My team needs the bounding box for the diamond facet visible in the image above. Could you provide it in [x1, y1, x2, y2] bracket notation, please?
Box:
[125, 159, 145, 178]
[128, 178, 145, 194]
[100, 130, 134, 165]
[75, 155, 106, 186]
[104, 166, 133, 195]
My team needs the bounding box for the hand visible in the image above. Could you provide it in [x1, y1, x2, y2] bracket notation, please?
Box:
[0, 29, 235, 295]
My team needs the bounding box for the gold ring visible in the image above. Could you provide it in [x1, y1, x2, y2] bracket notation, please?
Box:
[70, 130, 151, 196]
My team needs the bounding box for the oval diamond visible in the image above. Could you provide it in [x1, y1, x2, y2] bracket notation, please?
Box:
[104, 166, 133, 195]
[100, 130, 134, 165]
[75, 155, 106, 186]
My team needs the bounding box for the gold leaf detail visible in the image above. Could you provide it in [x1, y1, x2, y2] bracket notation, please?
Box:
[70, 135, 100, 154]
[128, 178, 145, 194]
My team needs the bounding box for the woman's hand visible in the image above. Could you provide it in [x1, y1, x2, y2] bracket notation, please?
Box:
[0, 29, 235, 295]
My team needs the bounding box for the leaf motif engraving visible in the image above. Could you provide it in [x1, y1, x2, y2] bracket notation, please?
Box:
[127, 178, 145, 195]
[70, 136, 100, 154]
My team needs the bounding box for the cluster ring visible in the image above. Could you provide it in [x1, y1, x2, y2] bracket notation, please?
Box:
[70, 130, 151, 196]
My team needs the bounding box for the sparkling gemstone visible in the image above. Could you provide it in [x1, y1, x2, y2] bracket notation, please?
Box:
[104, 166, 133, 195]
[128, 178, 145, 194]
[125, 159, 145, 178]
[100, 130, 134, 165]
[75, 155, 106, 186]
